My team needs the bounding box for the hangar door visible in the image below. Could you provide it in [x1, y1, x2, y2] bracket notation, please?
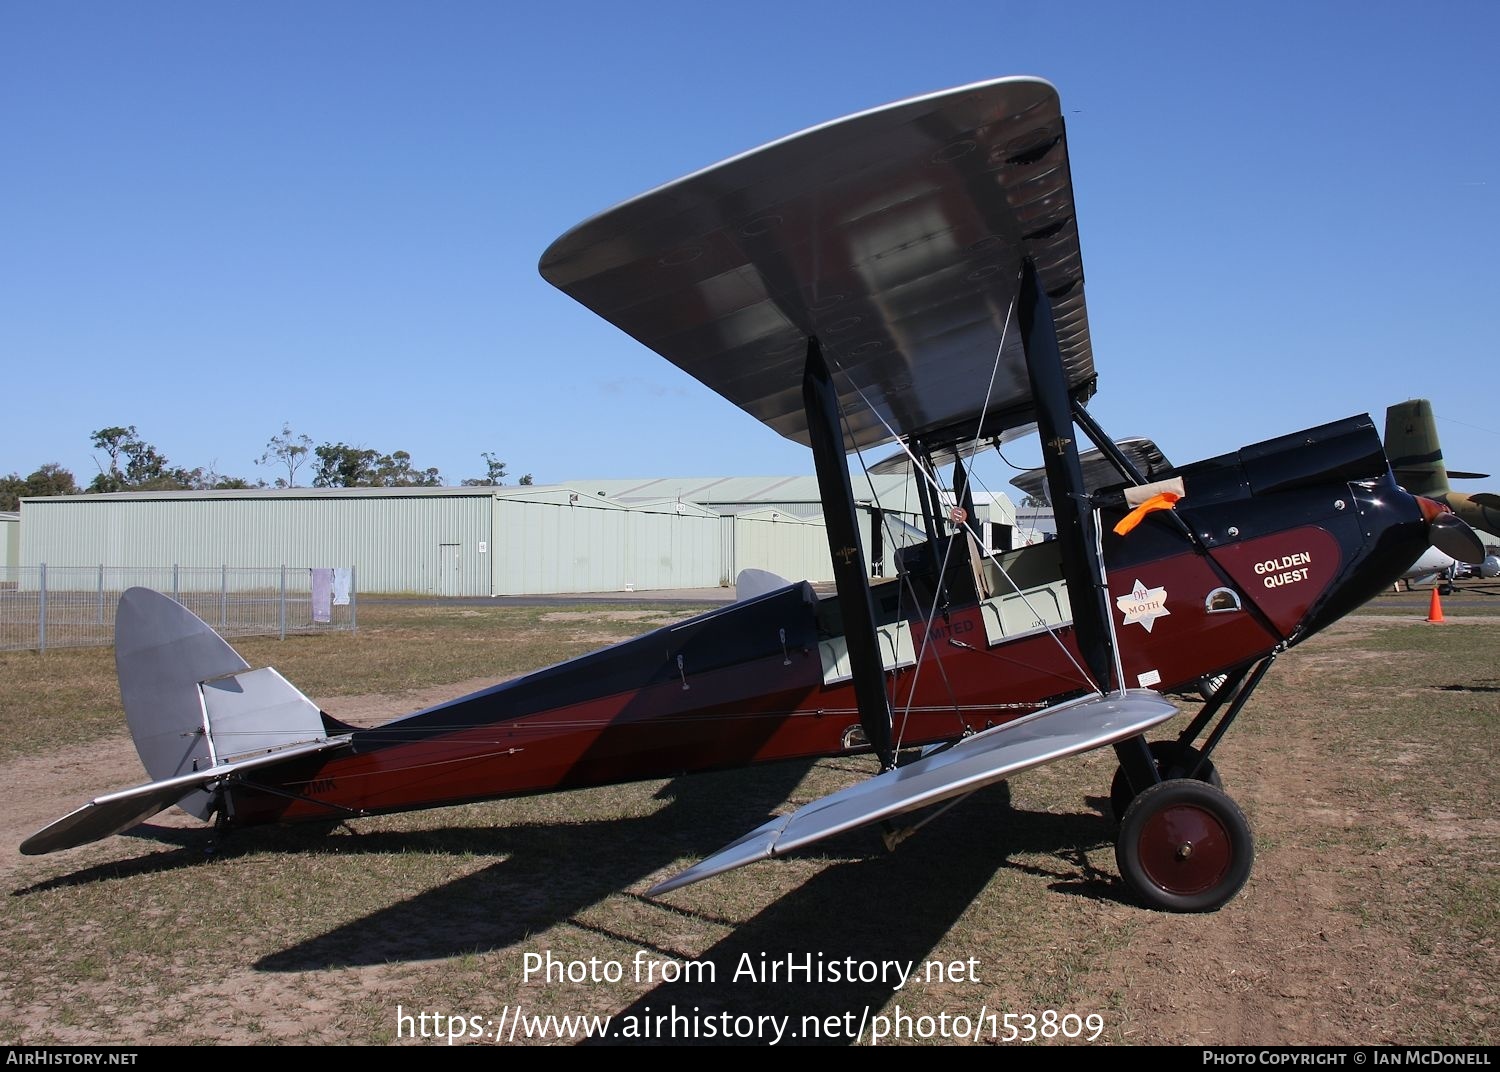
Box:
[436, 543, 461, 596]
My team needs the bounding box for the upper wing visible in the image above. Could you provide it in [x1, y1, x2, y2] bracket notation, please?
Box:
[540, 77, 1094, 455]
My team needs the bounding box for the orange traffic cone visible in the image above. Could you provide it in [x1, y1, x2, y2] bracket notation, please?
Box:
[1427, 587, 1445, 623]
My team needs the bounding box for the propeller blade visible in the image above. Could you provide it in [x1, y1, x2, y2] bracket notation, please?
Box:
[1430, 513, 1485, 565]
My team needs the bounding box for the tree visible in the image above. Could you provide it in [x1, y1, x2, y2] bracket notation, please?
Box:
[1019, 493, 1049, 509]
[88, 426, 136, 493]
[186, 462, 260, 490]
[29, 462, 81, 498]
[461, 452, 508, 487]
[518, 473, 534, 486]
[87, 426, 194, 493]
[310, 443, 442, 487]
[257, 422, 314, 487]
[369, 450, 442, 487]
[122, 441, 175, 487]
[312, 443, 378, 488]
[0, 463, 80, 511]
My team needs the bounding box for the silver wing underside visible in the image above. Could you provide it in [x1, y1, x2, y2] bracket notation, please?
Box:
[541, 77, 1094, 454]
[648, 689, 1176, 894]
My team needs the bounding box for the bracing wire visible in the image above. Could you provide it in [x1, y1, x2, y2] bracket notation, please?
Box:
[847, 438, 967, 747]
[824, 381, 965, 752]
[830, 276, 1102, 698]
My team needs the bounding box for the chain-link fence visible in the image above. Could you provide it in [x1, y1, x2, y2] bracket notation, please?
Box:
[0, 565, 357, 652]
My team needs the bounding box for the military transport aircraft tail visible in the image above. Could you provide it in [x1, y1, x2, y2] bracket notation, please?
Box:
[1385, 399, 1500, 536]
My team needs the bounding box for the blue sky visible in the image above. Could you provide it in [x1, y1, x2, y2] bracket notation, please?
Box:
[2, 1, 1496, 498]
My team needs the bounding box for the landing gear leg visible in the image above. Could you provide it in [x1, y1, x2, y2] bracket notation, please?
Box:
[1109, 741, 1223, 821]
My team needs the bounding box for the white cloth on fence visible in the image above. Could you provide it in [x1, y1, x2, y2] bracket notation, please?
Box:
[311, 568, 333, 623]
[332, 567, 352, 606]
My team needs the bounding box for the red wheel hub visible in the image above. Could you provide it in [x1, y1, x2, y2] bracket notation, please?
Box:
[1135, 803, 1232, 895]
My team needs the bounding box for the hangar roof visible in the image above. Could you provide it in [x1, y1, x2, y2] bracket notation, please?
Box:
[565, 474, 922, 507]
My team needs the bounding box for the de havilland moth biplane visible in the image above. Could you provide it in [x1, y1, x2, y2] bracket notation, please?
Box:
[23, 77, 1485, 913]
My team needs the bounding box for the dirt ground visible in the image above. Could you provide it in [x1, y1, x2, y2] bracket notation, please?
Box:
[1, 611, 1494, 1047]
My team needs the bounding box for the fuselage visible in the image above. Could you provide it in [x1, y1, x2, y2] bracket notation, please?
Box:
[223, 416, 1432, 830]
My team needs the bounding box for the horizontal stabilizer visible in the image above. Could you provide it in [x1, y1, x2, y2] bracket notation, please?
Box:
[20, 736, 351, 856]
[648, 690, 1177, 894]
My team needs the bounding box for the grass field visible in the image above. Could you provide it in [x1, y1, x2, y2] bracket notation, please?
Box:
[1, 586, 1495, 1045]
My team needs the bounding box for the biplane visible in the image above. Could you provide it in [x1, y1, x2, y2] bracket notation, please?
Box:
[23, 77, 1485, 914]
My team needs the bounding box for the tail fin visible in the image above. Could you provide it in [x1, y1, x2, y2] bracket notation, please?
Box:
[734, 568, 794, 601]
[21, 588, 348, 854]
[1385, 399, 1488, 495]
[1385, 399, 1451, 496]
[116, 586, 251, 817]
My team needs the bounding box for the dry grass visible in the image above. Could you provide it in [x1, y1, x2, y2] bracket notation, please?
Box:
[0, 602, 700, 764]
[1, 596, 1495, 1046]
[1355, 576, 1500, 618]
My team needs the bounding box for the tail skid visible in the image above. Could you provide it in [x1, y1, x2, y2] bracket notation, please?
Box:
[21, 588, 349, 855]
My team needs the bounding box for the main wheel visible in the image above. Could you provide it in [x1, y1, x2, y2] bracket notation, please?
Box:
[1116, 779, 1253, 913]
[1109, 740, 1222, 822]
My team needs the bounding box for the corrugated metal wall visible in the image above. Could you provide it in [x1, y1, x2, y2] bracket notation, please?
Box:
[493, 496, 622, 594]
[1, 515, 17, 570]
[626, 508, 721, 590]
[732, 510, 833, 582]
[490, 497, 721, 594]
[17, 484, 851, 596]
[20, 494, 495, 595]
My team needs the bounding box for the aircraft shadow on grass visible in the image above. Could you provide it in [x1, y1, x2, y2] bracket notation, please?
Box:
[241, 773, 1123, 976]
[13, 741, 1129, 1043]
[15, 758, 1126, 970]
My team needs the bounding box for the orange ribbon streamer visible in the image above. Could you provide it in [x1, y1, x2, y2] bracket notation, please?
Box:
[1112, 491, 1181, 536]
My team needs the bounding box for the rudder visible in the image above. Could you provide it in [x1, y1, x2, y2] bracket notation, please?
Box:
[116, 587, 253, 817]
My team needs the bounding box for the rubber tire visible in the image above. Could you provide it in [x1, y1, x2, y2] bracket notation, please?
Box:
[1116, 779, 1253, 913]
[1109, 740, 1222, 823]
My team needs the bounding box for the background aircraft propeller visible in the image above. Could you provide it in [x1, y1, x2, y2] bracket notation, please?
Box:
[1421, 499, 1485, 565]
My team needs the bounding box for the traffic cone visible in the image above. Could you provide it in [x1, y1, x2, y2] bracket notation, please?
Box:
[1427, 587, 1445, 623]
